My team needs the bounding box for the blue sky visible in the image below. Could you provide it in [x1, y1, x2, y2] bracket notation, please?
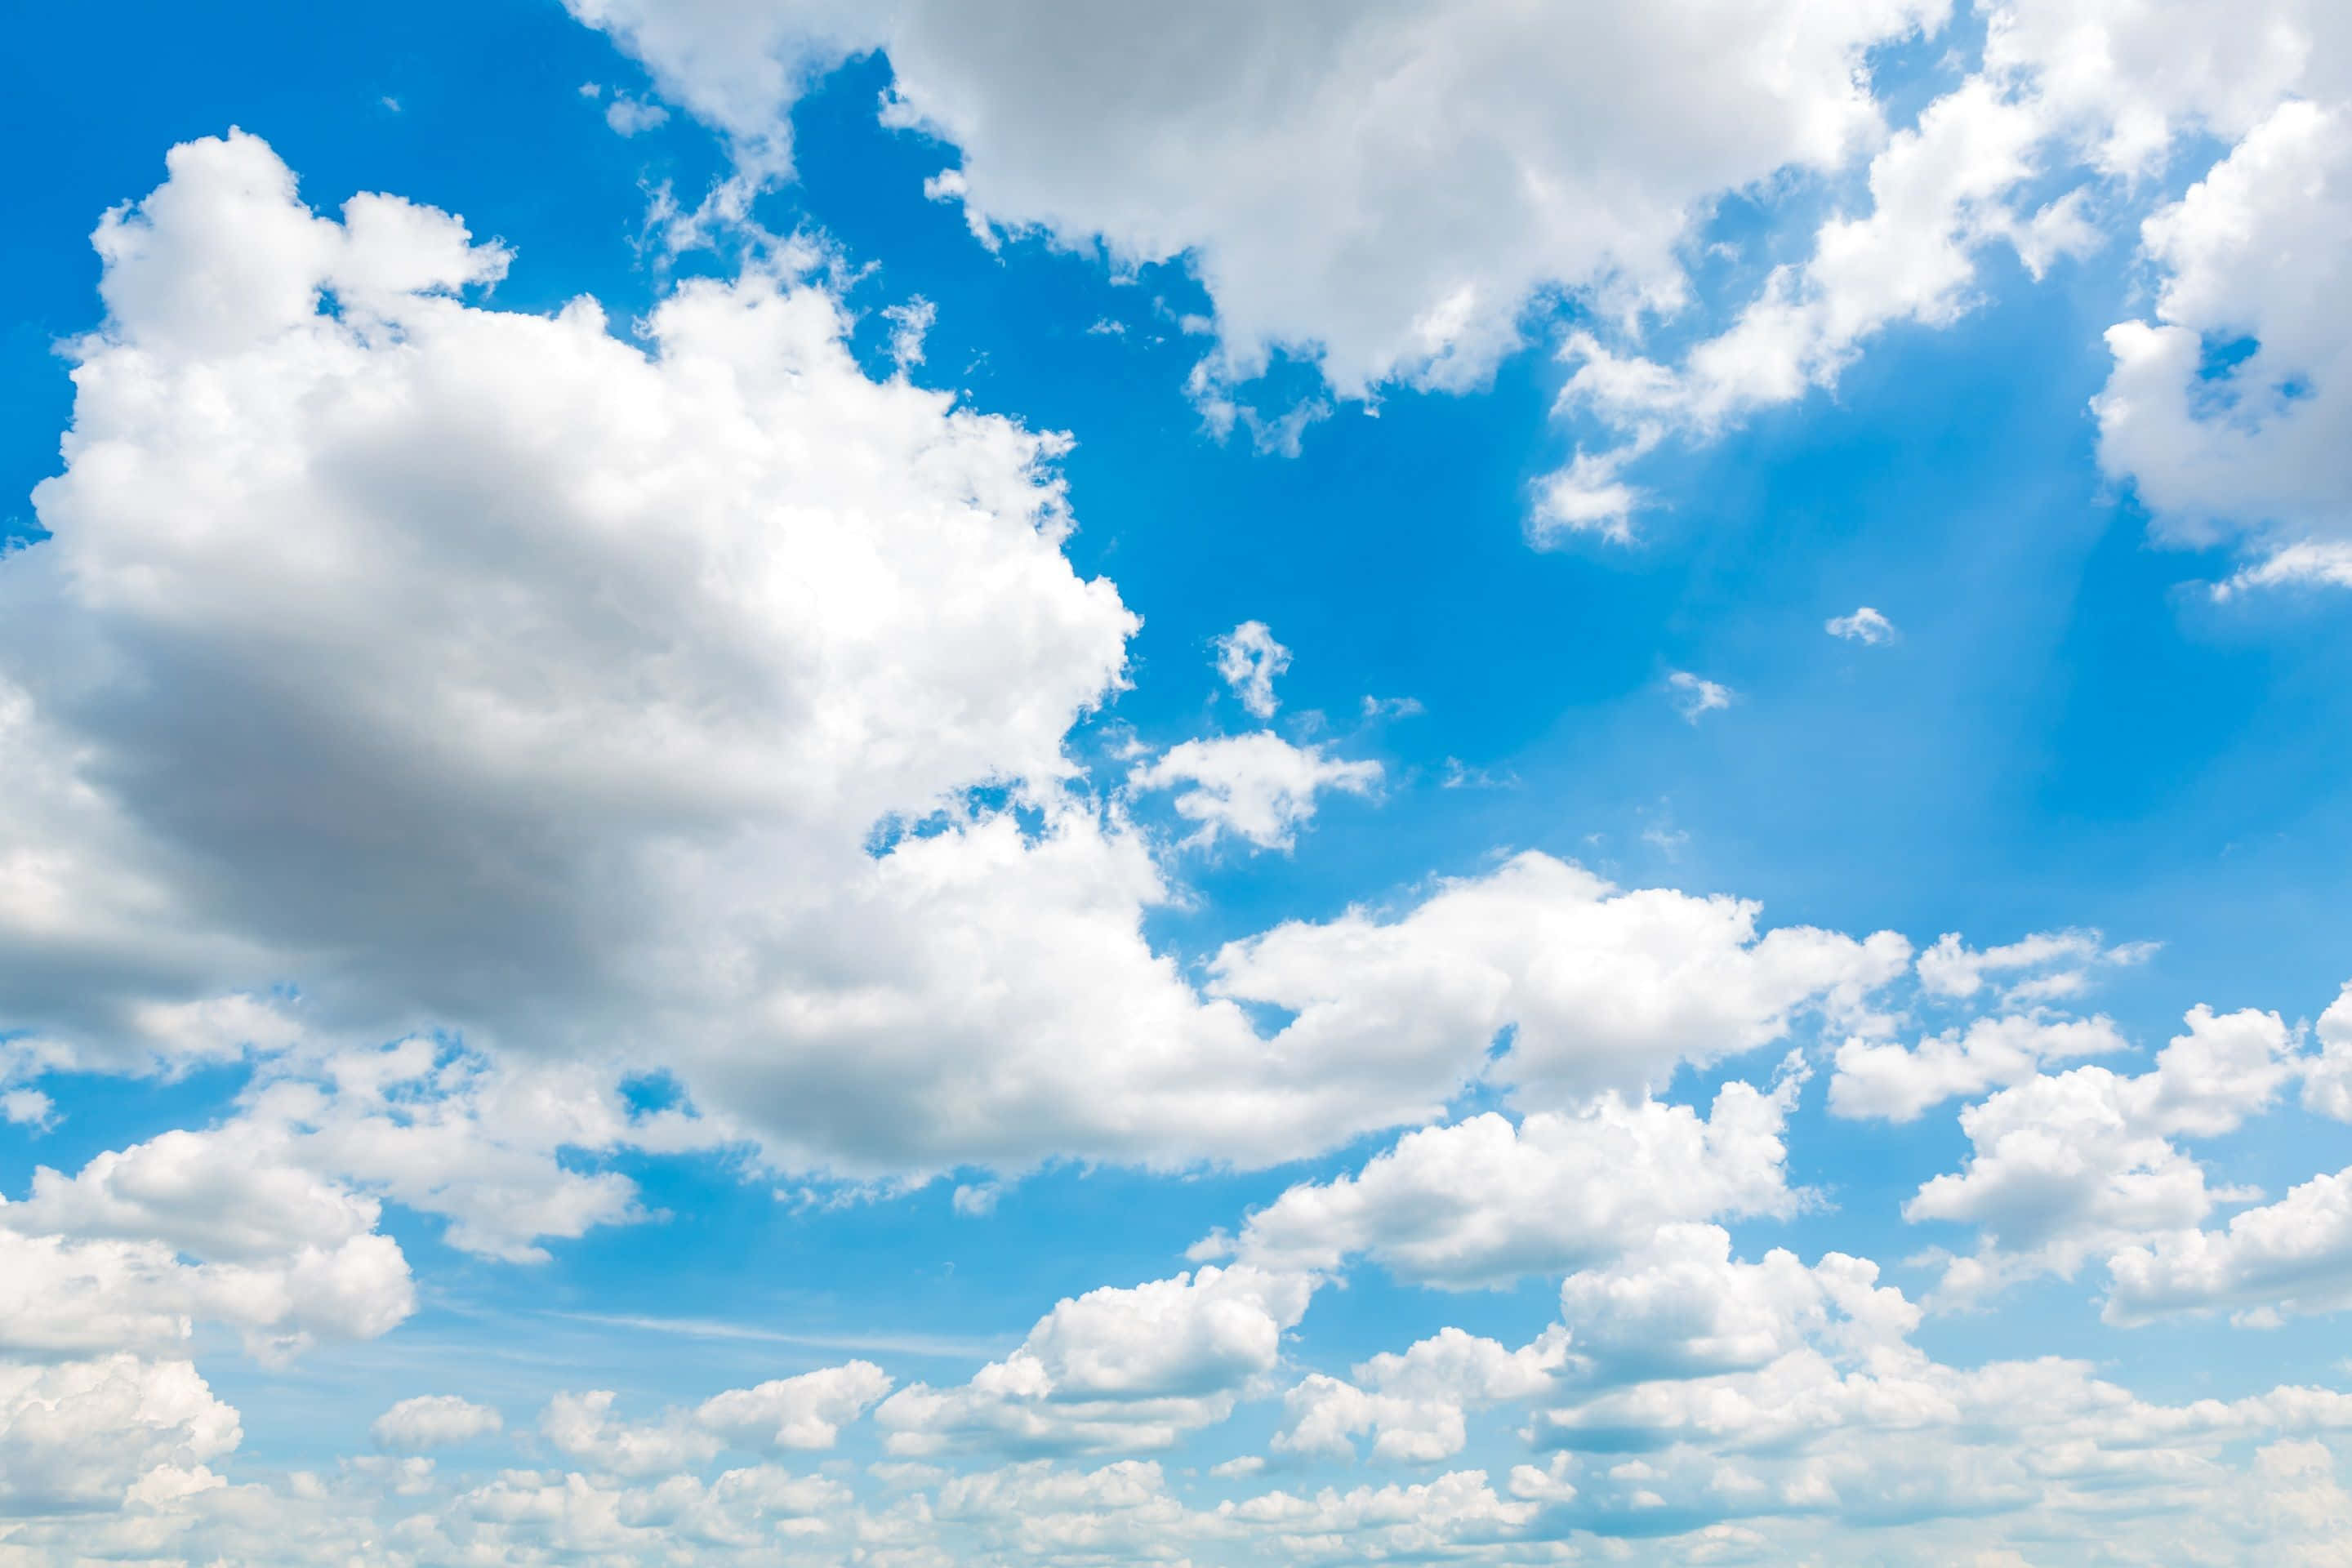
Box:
[5, 2, 2352, 1563]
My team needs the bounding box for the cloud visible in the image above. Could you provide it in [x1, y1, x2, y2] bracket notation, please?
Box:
[0, 1355, 239, 1512]
[1226, 1079, 1804, 1288]
[695, 1362, 895, 1452]
[566, 0, 1944, 401]
[2096, 100, 2352, 586]
[1213, 621, 1290, 719]
[0, 1107, 421, 1363]
[875, 1265, 1313, 1456]
[604, 93, 670, 135]
[1904, 1005, 2303, 1302]
[1912, 928, 2151, 1005]
[1830, 1013, 2129, 1122]
[881, 294, 936, 370]
[372, 1395, 504, 1452]
[1825, 606, 1898, 644]
[1209, 853, 1909, 1111]
[1275, 1325, 1568, 1463]
[2, 134, 1923, 1193]
[1668, 671, 1733, 723]
[1130, 732, 1379, 850]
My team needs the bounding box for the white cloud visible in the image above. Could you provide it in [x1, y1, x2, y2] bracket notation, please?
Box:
[1668, 671, 1733, 722]
[567, 0, 1947, 401]
[2107, 1167, 2352, 1325]
[875, 1265, 1313, 1456]
[1552, 1223, 1919, 1388]
[696, 1361, 894, 1452]
[1825, 606, 1898, 644]
[0, 1354, 239, 1513]
[2096, 100, 2352, 586]
[1213, 621, 1290, 719]
[542, 1363, 892, 1478]
[1211, 853, 1909, 1112]
[0, 1111, 420, 1363]
[1904, 1004, 2302, 1300]
[605, 93, 671, 136]
[1830, 1013, 2129, 1122]
[1227, 1079, 1803, 1287]
[1549, 77, 2063, 533]
[372, 1395, 504, 1451]
[1, 1088, 53, 1128]
[1130, 732, 1379, 850]
[1226, 1468, 1538, 1557]
[2301, 982, 2352, 1120]
[3, 131, 1983, 1208]
[542, 1389, 728, 1477]
[880, 294, 936, 370]
[1276, 1325, 1568, 1463]
[1912, 927, 2150, 1004]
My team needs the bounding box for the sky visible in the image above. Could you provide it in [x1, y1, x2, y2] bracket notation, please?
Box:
[3, 2, 2352, 1564]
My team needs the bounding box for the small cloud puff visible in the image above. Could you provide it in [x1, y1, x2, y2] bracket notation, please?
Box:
[1668, 671, 1734, 723]
[605, 95, 670, 136]
[1214, 621, 1291, 719]
[1826, 606, 1898, 644]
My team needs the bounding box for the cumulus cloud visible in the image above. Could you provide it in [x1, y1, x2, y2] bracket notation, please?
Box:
[372, 1395, 503, 1451]
[6, 136, 1939, 1196]
[1276, 1325, 1569, 1463]
[1225, 1078, 1804, 1287]
[1905, 1004, 2303, 1301]
[1129, 732, 1379, 850]
[876, 1265, 1313, 1456]
[541, 1363, 892, 1478]
[0, 1105, 420, 1363]
[695, 1362, 895, 1453]
[568, 0, 1946, 403]
[1210, 853, 1909, 1111]
[1830, 1013, 2129, 1122]
[0, 1355, 239, 1513]
[2097, 100, 2352, 587]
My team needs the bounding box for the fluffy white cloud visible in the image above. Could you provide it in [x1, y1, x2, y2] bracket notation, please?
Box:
[1225, 1079, 1802, 1287]
[542, 1390, 728, 1478]
[2106, 1167, 2352, 1326]
[570, 0, 1945, 402]
[541, 1363, 892, 1479]
[2302, 983, 2352, 1120]
[876, 1265, 1312, 1456]
[694, 1362, 894, 1453]
[1905, 1004, 2301, 1299]
[1552, 1223, 1920, 1388]
[7, 135, 1937, 1192]
[372, 1395, 504, 1452]
[1209, 853, 1909, 1111]
[0, 1113, 418, 1364]
[1276, 1325, 1568, 1463]
[1129, 732, 1379, 850]
[0, 1355, 239, 1513]
[2098, 100, 2352, 588]
[1829, 1012, 2128, 1122]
